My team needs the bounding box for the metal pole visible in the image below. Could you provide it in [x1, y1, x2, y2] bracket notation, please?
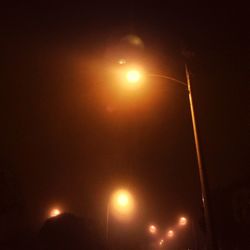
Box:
[185, 64, 217, 250]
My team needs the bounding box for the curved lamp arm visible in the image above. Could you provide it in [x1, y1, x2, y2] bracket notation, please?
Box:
[148, 73, 187, 87]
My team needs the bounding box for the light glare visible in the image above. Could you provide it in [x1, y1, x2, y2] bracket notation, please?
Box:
[149, 224, 157, 234]
[117, 193, 129, 206]
[179, 217, 187, 226]
[159, 239, 164, 246]
[167, 230, 174, 238]
[126, 70, 141, 83]
[49, 208, 61, 218]
[110, 189, 135, 220]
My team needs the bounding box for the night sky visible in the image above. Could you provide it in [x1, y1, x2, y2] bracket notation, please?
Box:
[1, 1, 249, 241]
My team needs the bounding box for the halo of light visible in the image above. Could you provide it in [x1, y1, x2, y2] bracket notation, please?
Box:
[167, 230, 174, 238]
[110, 189, 135, 220]
[126, 70, 141, 83]
[159, 239, 164, 246]
[149, 224, 157, 234]
[49, 208, 61, 218]
[179, 216, 188, 226]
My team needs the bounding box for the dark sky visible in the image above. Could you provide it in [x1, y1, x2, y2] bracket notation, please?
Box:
[1, 1, 249, 234]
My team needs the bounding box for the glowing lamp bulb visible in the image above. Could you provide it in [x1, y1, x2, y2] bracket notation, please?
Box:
[167, 230, 174, 238]
[110, 189, 135, 220]
[159, 239, 164, 246]
[126, 70, 141, 83]
[49, 208, 61, 218]
[117, 193, 129, 206]
[149, 225, 157, 234]
[179, 217, 187, 226]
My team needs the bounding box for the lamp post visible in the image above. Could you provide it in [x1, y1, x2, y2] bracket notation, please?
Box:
[106, 189, 135, 241]
[184, 65, 216, 250]
[122, 64, 217, 250]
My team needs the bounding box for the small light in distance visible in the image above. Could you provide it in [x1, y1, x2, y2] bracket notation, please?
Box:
[179, 216, 187, 226]
[149, 224, 157, 234]
[49, 208, 61, 218]
[159, 239, 164, 246]
[167, 230, 174, 238]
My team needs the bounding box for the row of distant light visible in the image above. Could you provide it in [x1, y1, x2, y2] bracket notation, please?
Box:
[48, 208, 187, 242]
[148, 217, 188, 246]
[47, 190, 187, 246]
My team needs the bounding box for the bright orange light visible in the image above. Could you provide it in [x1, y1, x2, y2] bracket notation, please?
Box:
[149, 224, 157, 234]
[126, 70, 141, 83]
[49, 208, 61, 218]
[117, 193, 129, 206]
[167, 230, 174, 238]
[110, 189, 135, 220]
[122, 69, 143, 90]
[179, 217, 187, 226]
[113, 65, 144, 91]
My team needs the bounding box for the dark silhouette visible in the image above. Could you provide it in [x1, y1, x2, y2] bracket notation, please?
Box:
[39, 213, 105, 250]
[212, 178, 250, 249]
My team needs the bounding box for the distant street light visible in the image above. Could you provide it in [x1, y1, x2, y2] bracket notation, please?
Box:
[167, 229, 174, 238]
[49, 208, 61, 218]
[179, 217, 188, 226]
[148, 224, 157, 234]
[159, 239, 164, 246]
[106, 189, 135, 241]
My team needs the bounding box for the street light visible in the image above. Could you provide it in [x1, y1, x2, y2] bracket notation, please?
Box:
[167, 229, 174, 238]
[126, 70, 141, 83]
[120, 64, 217, 250]
[49, 208, 62, 218]
[110, 189, 134, 217]
[159, 239, 164, 246]
[120, 69, 143, 90]
[148, 224, 158, 234]
[106, 189, 135, 240]
[179, 216, 188, 226]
